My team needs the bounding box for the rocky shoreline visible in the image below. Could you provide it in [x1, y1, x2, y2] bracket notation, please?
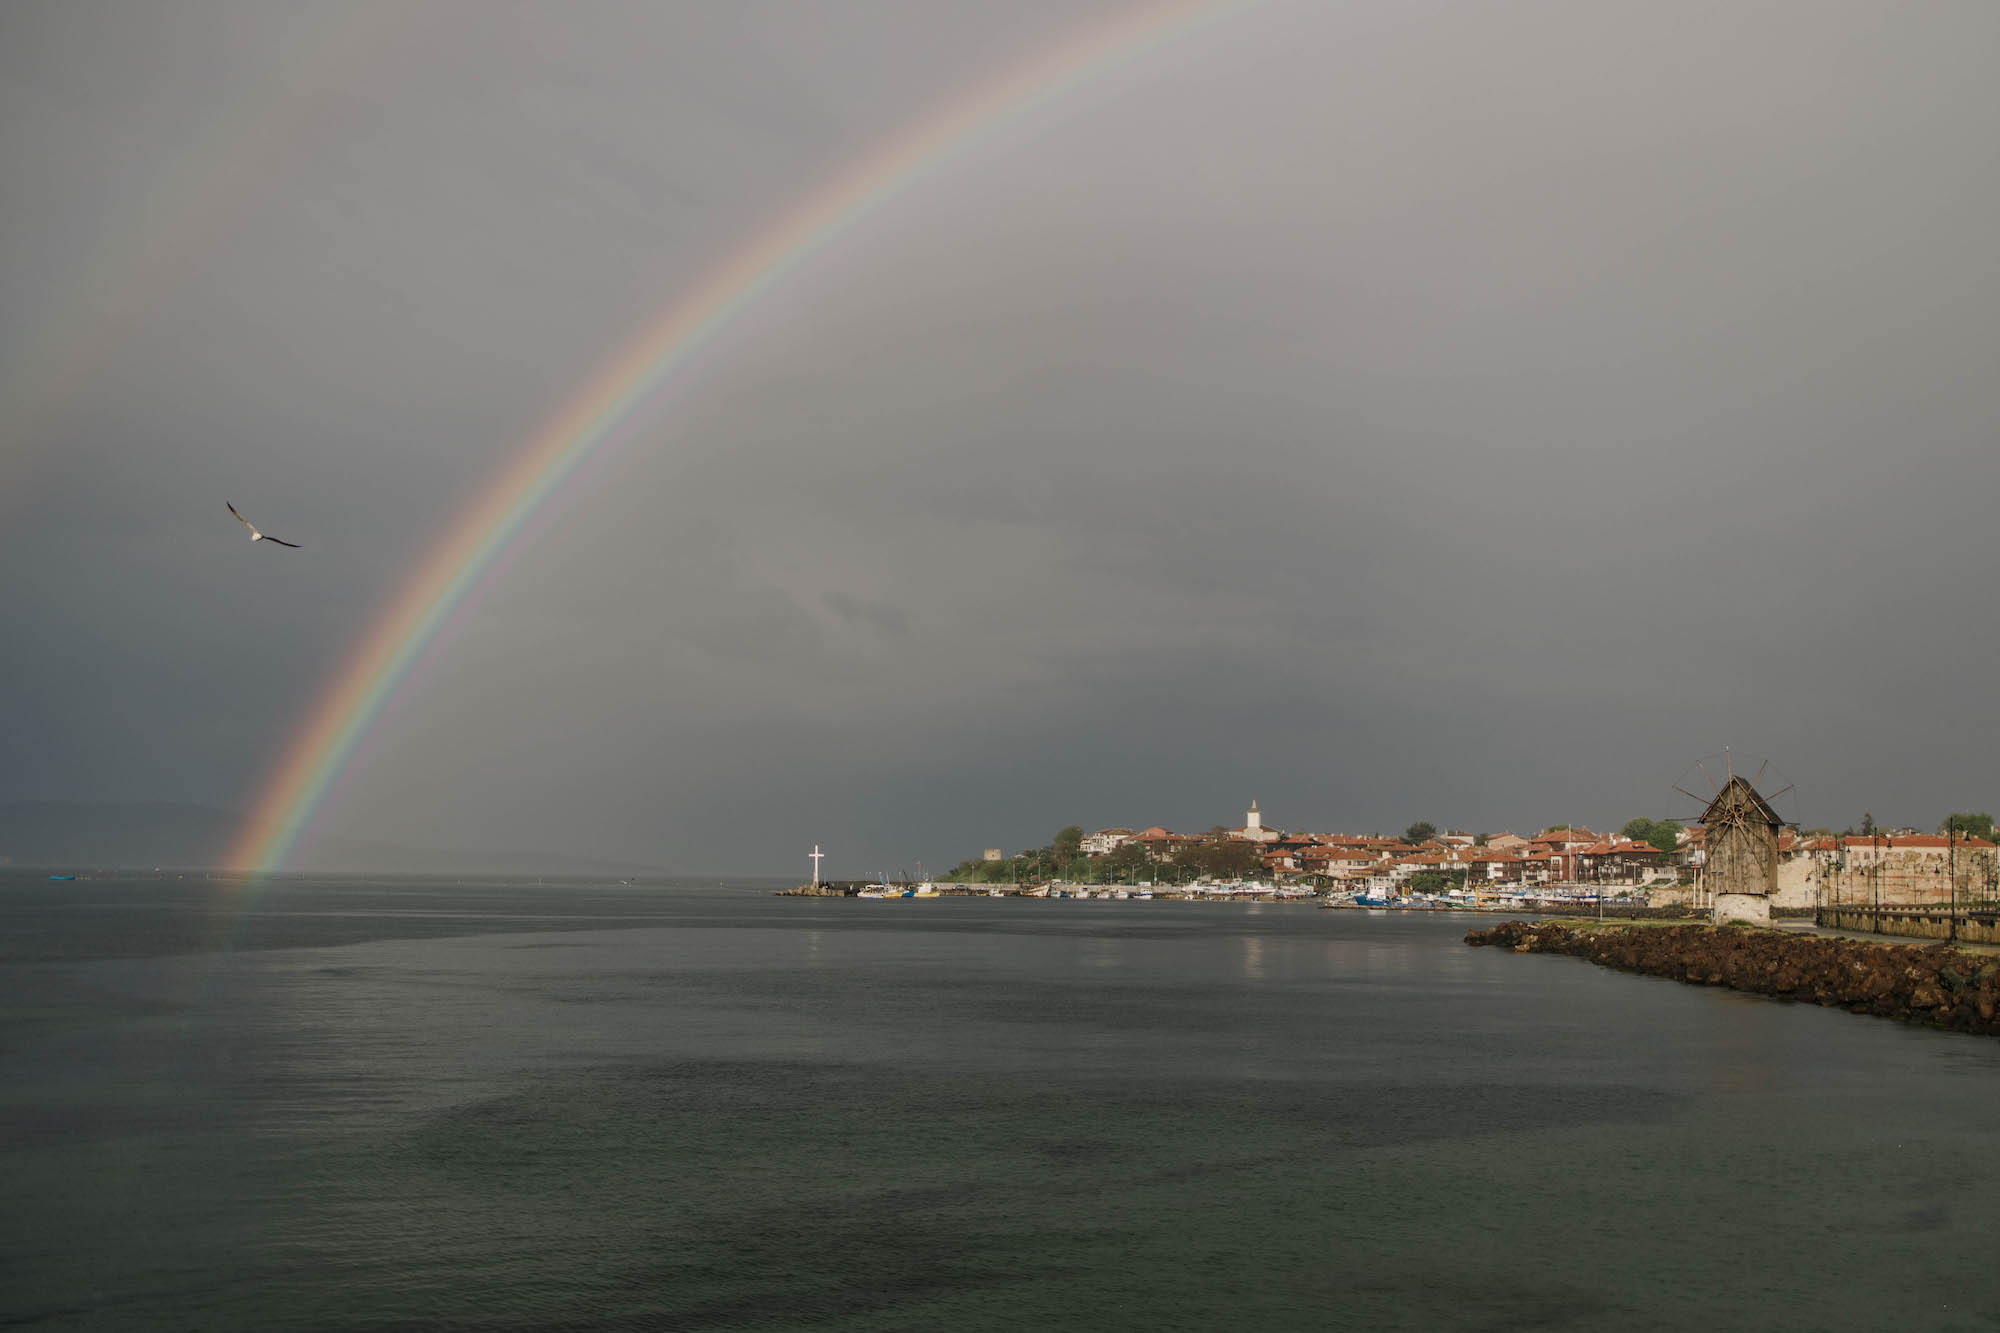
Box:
[1467, 920, 2000, 1035]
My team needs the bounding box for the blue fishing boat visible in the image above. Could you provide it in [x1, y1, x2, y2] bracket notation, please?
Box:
[48, 875, 76, 881]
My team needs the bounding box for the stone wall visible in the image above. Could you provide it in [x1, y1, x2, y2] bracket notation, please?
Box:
[1774, 853, 1825, 909]
[1819, 907, 2000, 946]
[1771, 846, 2000, 911]
[1714, 891, 1770, 926]
[1645, 882, 1693, 908]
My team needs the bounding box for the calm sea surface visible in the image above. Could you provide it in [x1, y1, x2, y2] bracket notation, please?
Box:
[5, 874, 2000, 1331]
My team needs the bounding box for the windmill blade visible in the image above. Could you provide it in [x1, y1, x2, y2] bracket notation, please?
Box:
[1764, 783, 1794, 802]
[1694, 759, 1720, 795]
[1674, 784, 1709, 806]
[1752, 759, 1770, 788]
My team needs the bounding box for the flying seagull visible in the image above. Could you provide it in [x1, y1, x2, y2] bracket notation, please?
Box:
[226, 502, 300, 548]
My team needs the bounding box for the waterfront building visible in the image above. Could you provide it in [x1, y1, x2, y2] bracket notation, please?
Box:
[1575, 838, 1664, 883]
[1132, 827, 1198, 862]
[1460, 848, 1528, 883]
[1080, 828, 1134, 856]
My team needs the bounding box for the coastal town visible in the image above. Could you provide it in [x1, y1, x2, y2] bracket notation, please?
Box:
[900, 800, 2000, 914]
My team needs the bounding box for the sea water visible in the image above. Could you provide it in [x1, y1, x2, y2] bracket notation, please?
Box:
[4, 873, 1999, 1330]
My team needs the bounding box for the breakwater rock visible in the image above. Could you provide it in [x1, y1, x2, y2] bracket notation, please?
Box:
[1466, 920, 2000, 1035]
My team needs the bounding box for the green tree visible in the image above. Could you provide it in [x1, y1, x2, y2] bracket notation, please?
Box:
[1187, 837, 1262, 881]
[1407, 869, 1468, 895]
[1941, 812, 1996, 841]
[1221, 840, 1264, 879]
[1622, 817, 1682, 853]
[1051, 825, 1086, 876]
[1404, 820, 1438, 844]
[1100, 840, 1152, 883]
[944, 855, 1033, 883]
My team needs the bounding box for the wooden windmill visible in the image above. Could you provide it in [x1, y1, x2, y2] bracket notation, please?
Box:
[1676, 753, 1790, 925]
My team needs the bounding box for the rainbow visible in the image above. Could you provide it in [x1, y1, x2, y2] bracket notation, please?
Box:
[224, 0, 1249, 883]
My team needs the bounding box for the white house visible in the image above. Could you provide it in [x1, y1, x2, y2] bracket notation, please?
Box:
[1080, 828, 1134, 856]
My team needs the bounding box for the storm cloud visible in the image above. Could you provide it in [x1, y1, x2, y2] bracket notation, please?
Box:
[3, 0, 1996, 875]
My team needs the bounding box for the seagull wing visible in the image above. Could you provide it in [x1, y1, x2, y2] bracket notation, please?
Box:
[227, 502, 257, 531]
[262, 536, 301, 548]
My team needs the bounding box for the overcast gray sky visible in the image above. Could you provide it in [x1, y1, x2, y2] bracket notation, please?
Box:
[3, 0, 1996, 876]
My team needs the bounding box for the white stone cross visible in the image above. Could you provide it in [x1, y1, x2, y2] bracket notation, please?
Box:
[810, 844, 824, 885]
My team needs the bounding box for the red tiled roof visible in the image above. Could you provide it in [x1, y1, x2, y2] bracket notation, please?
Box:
[1579, 839, 1658, 856]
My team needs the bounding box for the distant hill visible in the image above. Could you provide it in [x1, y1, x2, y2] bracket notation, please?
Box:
[0, 801, 668, 875]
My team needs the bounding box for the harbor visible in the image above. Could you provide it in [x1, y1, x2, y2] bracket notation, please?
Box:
[780, 876, 1703, 914]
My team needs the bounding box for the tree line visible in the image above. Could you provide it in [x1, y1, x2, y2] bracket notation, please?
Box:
[943, 825, 1264, 886]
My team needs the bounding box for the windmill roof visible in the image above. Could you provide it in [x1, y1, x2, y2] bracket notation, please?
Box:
[1699, 776, 1784, 827]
